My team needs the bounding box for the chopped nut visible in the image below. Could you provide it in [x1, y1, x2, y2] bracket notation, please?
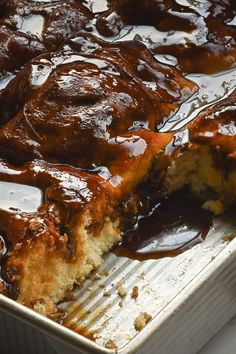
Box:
[116, 283, 127, 297]
[105, 339, 118, 349]
[134, 312, 152, 331]
[131, 286, 139, 299]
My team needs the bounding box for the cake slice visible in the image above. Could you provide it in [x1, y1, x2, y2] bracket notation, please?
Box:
[0, 36, 195, 315]
[0, 35, 196, 165]
[163, 89, 236, 213]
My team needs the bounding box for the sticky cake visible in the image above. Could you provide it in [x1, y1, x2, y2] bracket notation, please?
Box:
[165, 90, 236, 214]
[0, 1, 235, 317]
[0, 0, 93, 74]
[0, 31, 192, 314]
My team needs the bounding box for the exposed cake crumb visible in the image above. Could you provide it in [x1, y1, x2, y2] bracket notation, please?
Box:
[103, 290, 111, 297]
[134, 312, 152, 331]
[131, 286, 139, 299]
[95, 273, 102, 280]
[116, 283, 127, 297]
[105, 339, 118, 349]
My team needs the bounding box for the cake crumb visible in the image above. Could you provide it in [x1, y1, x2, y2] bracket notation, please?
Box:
[99, 283, 106, 288]
[134, 312, 152, 331]
[95, 273, 102, 280]
[131, 286, 139, 299]
[103, 290, 111, 297]
[138, 272, 145, 280]
[103, 271, 109, 277]
[105, 339, 118, 349]
[116, 283, 127, 297]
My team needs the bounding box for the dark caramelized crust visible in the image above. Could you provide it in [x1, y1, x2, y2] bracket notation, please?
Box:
[0, 35, 195, 166]
[0, 0, 93, 74]
[96, 0, 236, 74]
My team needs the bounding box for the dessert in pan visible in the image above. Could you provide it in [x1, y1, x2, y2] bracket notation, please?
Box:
[0, 0, 93, 73]
[0, 0, 235, 320]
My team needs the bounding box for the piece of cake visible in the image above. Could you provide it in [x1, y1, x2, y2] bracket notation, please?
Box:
[0, 34, 196, 315]
[163, 89, 236, 213]
[0, 1, 235, 320]
[0, 35, 196, 165]
[0, 0, 93, 74]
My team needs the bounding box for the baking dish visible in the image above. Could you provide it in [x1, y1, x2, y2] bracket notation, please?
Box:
[1, 213, 236, 354]
[1, 1, 236, 353]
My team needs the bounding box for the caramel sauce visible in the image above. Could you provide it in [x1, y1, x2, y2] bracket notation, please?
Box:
[115, 190, 212, 261]
[0, 0, 93, 74]
[66, 323, 97, 341]
[96, 0, 236, 74]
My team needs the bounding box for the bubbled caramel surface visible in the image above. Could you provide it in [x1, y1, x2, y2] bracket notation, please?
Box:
[96, 0, 236, 74]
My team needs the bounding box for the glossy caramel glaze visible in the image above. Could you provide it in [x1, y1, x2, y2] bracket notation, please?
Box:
[0, 0, 235, 304]
[0, 0, 93, 74]
[0, 21, 196, 296]
[0, 35, 194, 167]
[116, 188, 212, 260]
[96, 0, 236, 74]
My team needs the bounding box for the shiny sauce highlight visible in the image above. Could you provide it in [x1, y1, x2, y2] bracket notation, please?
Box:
[116, 190, 213, 260]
